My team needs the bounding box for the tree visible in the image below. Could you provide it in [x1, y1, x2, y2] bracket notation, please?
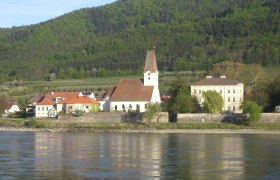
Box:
[241, 101, 262, 124]
[267, 75, 280, 112]
[169, 88, 195, 113]
[144, 103, 161, 123]
[202, 90, 224, 114]
[48, 73, 56, 81]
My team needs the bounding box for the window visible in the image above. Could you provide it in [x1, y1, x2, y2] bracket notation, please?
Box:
[136, 104, 140, 111]
[228, 89, 230, 93]
[228, 97, 230, 102]
[199, 90, 202, 94]
[228, 106, 230, 111]
[233, 89, 236, 93]
[115, 105, 117, 110]
[233, 106, 236, 111]
[129, 104, 132, 109]
[220, 90, 222, 94]
[122, 104, 125, 110]
[233, 97, 235, 102]
[42, 107, 44, 111]
[47, 107, 48, 111]
[38, 107, 40, 111]
[86, 106, 89, 109]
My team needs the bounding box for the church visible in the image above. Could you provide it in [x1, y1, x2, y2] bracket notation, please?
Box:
[109, 50, 161, 112]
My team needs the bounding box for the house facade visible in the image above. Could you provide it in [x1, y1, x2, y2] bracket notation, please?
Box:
[110, 50, 161, 112]
[34, 91, 99, 118]
[35, 98, 55, 118]
[191, 76, 244, 113]
[0, 98, 20, 117]
[57, 96, 99, 114]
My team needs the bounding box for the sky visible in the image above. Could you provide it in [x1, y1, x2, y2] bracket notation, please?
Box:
[0, 0, 117, 28]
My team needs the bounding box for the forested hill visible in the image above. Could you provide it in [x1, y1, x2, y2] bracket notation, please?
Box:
[0, 0, 279, 81]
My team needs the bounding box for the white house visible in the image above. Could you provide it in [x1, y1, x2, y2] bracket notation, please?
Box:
[35, 98, 55, 118]
[191, 76, 244, 113]
[57, 96, 99, 114]
[0, 98, 20, 117]
[110, 50, 161, 112]
[34, 91, 99, 118]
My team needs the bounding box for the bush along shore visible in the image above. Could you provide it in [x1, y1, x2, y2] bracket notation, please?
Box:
[1, 118, 280, 133]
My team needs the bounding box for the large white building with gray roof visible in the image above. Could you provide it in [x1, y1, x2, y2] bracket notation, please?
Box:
[191, 76, 244, 113]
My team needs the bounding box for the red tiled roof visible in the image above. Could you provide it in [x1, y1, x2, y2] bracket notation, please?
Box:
[144, 50, 158, 73]
[44, 92, 80, 99]
[111, 79, 154, 102]
[58, 96, 99, 104]
[192, 77, 243, 86]
[36, 98, 55, 106]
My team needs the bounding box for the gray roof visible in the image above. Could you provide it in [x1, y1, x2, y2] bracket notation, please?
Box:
[144, 50, 158, 73]
[192, 77, 243, 86]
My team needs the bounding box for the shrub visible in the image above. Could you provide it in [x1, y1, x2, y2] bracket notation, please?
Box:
[144, 103, 161, 123]
[241, 101, 263, 124]
[74, 110, 85, 117]
[24, 119, 38, 127]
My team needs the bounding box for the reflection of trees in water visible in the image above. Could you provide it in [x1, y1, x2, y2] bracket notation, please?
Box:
[31, 132, 280, 179]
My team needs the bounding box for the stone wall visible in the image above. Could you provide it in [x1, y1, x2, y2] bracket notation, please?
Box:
[177, 113, 280, 123]
[259, 113, 280, 123]
[58, 112, 169, 123]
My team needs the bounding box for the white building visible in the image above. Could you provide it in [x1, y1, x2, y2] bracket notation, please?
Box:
[110, 50, 161, 112]
[0, 98, 20, 117]
[191, 76, 244, 113]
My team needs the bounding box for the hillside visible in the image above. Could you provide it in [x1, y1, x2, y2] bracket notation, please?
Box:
[0, 0, 279, 81]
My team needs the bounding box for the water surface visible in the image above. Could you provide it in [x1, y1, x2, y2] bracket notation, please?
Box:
[0, 131, 280, 179]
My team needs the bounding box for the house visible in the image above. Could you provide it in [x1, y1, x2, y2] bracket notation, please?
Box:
[110, 50, 161, 112]
[0, 98, 20, 117]
[34, 91, 99, 118]
[57, 96, 99, 114]
[191, 76, 244, 113]
[97, 87, 115, 111]
[26, 93, 44, 116]
[35, 98, 56, 118]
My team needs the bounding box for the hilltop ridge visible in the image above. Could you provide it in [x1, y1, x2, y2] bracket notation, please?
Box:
[0, 0, 279, 81]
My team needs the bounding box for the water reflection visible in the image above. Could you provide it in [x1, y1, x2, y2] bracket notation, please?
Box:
[1, 132, 280, 179]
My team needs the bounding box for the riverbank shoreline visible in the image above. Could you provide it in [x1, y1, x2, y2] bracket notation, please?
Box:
[1, 127, 280, 134]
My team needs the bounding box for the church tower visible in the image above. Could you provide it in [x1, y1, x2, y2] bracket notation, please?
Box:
[144, 50, 159, 87]
[144, 50, 161, 103]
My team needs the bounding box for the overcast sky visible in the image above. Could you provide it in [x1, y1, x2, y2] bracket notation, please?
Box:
[0, 0, 117, 28]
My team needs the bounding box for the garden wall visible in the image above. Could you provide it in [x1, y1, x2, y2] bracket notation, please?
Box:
[57, 112, 169, 123]
[177, 113, 280, 123]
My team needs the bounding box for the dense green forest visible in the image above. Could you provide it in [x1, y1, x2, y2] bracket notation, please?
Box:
[0, 0, 279, 81]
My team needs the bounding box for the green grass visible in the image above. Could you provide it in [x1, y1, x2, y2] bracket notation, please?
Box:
[2, 118, 280, 131]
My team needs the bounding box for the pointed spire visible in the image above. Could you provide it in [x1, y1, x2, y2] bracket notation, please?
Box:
[144, 50, 158, 73]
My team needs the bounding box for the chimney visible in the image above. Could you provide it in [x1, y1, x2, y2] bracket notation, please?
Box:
[220, 75, 226, 78]
[206, 76, 212, 79]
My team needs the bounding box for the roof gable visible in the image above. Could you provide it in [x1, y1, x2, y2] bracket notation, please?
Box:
[111, 79, 154, 102]
[0, 98, 17, 109]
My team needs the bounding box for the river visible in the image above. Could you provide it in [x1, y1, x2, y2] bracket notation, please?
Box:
[0, 131, 280, 179]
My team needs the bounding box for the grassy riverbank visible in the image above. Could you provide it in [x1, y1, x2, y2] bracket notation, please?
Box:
[1, 118, 280, 132]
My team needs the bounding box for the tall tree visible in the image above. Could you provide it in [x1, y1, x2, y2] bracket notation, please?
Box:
[202, 90, 224, 114]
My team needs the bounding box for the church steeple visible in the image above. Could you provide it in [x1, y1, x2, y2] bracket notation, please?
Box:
[144, 50, 158, 87]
